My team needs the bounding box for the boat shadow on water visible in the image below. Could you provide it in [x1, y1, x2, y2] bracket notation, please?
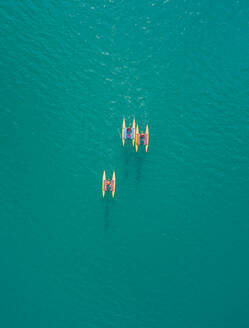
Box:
[103, 195, 112, 230]
[121, 145, 137, 179]
[135, 151, 146, 185]
[122, 145, 146, 185]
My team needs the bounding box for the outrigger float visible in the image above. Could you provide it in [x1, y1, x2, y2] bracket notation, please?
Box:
[135, 124, 149, 152]
[122, 118, 136, 146]
[102, 171, 116, 198]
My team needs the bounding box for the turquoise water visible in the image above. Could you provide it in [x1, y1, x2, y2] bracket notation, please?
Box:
[1, 0, 249, 326]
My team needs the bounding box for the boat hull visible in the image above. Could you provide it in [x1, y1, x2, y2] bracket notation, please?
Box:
[122, 118, 126, 146]
[135, 124, 139, 152]
[102, 171, 106, 198]
[145, 124, 149, 152]
[112, 171, 116, 198]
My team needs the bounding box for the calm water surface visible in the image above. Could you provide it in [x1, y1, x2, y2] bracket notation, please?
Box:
[1, 0, 249, 327]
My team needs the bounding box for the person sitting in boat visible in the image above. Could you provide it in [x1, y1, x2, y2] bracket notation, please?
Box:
[106, 179, 111, 186]
[140, 131, 145, 138]
[126, 126, 132, 138]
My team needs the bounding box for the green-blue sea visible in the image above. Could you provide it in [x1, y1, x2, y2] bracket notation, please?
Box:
[1, 1, 249, 327]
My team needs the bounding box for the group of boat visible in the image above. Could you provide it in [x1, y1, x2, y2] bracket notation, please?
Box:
[122, 118, 149, 152]
[102, 118, 149, 198]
